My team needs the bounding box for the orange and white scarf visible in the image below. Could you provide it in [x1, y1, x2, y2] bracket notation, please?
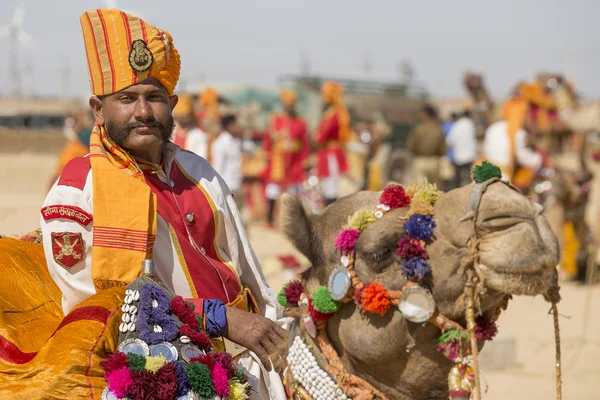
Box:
[88, 124, 157, 291]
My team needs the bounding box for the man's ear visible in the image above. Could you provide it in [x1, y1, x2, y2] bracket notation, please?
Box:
[170, 95, 179, 112]
[89, 96, 105, 126]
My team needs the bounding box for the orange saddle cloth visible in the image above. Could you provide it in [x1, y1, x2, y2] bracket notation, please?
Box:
[0, 238, 124, 399]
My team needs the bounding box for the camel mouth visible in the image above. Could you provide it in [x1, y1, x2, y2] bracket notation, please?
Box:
[477, 262, 556, 296]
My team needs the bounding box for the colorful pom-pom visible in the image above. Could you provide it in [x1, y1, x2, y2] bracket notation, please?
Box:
[277, 288, 288, 308]
[405, 182, 420, 198]
[311, 286, 340, 314]
[107, 367, 133, 398]
[174, 361, 190, 397]
[379, 185, 411, 209]
[360, 282, 390, 316]
[401, 257, 431, 281]
[436, 329, 470, 361]
[283, 280, 304, 307]
[212, 362, 231, 398]
[186, 362, 216, 398]
[346, 209, 376, 231]
[474, 316, 498, 341]
[101, 351, 129, 377]
[154, 362, 179, 400]
[408, 198, 434, 216]
[229, 380, 250, 400]
[334, 228, 361, 252]
[413, 180, 440, 206]
[404, 214, 436, 242]
[308, 300, 334, 321]
[471, 161, 502, 183]
[127, 353, 147, 372]
[396, 237, 428, 260]
[211, 352, 235, 379]
[126, 370, 156, 399]
[144, 355, 167, 372]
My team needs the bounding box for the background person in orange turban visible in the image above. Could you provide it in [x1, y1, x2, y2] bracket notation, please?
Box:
[262, 89, 309, 226]
[315, 81, 350, 205]
[172, 94, 210, 159]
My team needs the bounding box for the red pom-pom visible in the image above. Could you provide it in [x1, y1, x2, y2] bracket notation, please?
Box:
[101, 351, 129, 378]
[126, 370, 156, 399]
[283, 281, 304, 308]
[153, 363, 178, 400]
[360, 282, 391, 316]
[171, 296, 198, 330]
[474, 317, 498, 341]
[379, 185, 411, 209]
[308, 300, 333, 321]
[190, 353, 215, 370]
[395, 237, 428, 259]
[180, 324, 212, 351]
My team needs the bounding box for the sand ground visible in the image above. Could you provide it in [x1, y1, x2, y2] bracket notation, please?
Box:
[1, 151, 599, 400]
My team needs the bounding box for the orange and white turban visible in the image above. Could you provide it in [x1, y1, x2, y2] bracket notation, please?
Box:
[80, 9, 180, 96]
[280, 89, 297, 107]
[322, 81, 344, 105]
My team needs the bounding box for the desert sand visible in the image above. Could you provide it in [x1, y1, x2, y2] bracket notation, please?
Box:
[1, 150, 598, 400]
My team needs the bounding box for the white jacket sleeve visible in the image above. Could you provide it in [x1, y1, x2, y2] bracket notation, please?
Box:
[40, 171, 95, 314]
[515, 129, 543, 170]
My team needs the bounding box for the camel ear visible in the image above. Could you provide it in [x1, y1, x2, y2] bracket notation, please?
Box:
[280, 194, 324, 266]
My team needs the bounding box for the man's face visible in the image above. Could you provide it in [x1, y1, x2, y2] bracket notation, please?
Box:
[284, 104, 296, 116]
[175, 113, 195, 129]
[90, 78, 177, 151]
[228, 120, 242, 137]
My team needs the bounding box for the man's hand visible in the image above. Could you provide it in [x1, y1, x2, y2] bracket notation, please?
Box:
[224, 306, 289, 373]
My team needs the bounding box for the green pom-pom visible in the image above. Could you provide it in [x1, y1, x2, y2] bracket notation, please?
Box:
[196, 314, 204, 331]
[312, 286, 340, 314]
[126, 353, 146, 372]
[234, 369, 245, 383]
[186, 362, 215, 398]
[436, 328, 469, 345]
[471, 161, 502, 183]
[277, 287, 289, 308]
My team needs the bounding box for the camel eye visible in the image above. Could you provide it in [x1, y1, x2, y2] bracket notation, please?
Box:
[365, 249, 391, 261]
[361, 247, 395, 272]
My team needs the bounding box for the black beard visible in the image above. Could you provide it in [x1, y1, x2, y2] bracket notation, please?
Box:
[105, 115, 174, 148]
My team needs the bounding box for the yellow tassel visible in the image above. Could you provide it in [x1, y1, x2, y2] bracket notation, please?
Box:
[144, 355, 167, 372]
[413, 179, 439, 206]
[228, 381, 250, 400]
[346, 209, 377, 230]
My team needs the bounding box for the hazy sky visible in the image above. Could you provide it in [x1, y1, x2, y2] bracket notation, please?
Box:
[0, 0, 598, 100]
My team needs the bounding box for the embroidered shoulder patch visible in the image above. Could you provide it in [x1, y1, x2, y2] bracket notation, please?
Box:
[51, 232, 85, 269]
[42, 205, 93, 227]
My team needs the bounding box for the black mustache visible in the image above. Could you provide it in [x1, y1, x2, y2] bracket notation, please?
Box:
[125, 120, 164, 130]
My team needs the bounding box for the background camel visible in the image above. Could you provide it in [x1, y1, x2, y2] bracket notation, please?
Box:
[281, 181, 560, 399]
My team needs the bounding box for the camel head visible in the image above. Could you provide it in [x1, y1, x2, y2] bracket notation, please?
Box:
[280, 179, 559, 399]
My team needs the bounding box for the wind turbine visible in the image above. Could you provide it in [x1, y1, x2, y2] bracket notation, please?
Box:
[0, 0, 33, 97]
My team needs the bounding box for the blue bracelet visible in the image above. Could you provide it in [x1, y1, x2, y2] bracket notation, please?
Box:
[203, 299, 227, 337]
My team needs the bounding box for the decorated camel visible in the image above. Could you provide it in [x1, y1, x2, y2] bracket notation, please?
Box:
[0, 163, 562, 399]
[278, 163, 562, 399]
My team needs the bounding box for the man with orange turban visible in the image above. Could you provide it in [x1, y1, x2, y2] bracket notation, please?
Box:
[263, 89, 309, 225]
[482, 85, 545, 185]
[38, 9, 288, 399]
[316, 81, 349, 205]
[172, 94, 209, 159]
